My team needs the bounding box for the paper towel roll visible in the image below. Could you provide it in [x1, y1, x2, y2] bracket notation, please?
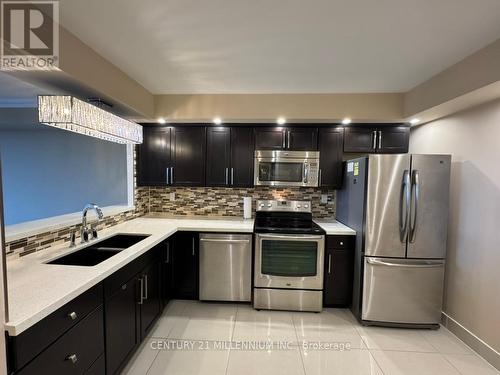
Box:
[243, 197, 252, 219]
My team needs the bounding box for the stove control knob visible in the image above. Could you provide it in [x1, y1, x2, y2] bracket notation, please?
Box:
[304, 204, 309, 208]
[297, 205, 301, 208]
[260, 204, 264, 208]
[267, 204, 272, 207]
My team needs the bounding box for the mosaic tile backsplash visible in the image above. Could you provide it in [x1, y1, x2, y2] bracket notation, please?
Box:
[5, 187, 149, 257]
[146, 186, 336, 218]
[6, 184, 335, 257]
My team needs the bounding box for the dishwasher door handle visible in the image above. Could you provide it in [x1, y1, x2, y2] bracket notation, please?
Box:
[200, 238, 250, 244]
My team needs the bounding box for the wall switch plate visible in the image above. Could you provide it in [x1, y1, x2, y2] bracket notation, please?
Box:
[321, 194, 328, 204]
[170, 192, 175, 201]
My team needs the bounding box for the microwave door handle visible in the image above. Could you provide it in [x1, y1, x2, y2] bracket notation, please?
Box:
[303, 163, 308, 183]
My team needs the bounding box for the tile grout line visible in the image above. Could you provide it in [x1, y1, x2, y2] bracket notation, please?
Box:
[440, 352, 470, 375]
[223, 304, 240, 375]
[291, 312, 308, 375]
[367, 349, 387, 375]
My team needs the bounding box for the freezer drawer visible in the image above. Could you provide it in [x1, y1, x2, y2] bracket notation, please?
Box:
[199, 234, 252, 302]
[362, 257, 445, 325]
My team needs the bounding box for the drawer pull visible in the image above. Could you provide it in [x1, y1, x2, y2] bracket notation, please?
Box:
[68, 312, 77, 320]
[66, 354, 78, 364]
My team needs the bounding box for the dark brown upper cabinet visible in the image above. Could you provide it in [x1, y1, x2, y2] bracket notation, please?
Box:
[206, 127, 254, 187]
[318, 127, 344, 188]
[377, 126, 410, 153]
[230, 127, 255, 187]
[206, 127, 231, 187]
[171, 126, 206, 186]
[254, 127, 318, 151]
[287, 127, 318, 150]
[344, 125, 409, 154]
[137, 126, 172, 186]
[254, 127, 286, 150]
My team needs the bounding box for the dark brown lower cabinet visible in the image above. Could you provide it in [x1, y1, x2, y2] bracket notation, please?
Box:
[16, 306, 104, 375]
[323, 236, 355, 307]
[7, 240, 174, 375]
[171, 232, 199, 300]
[104, 245, 164, 375]
[104, 276, 140, 375]
[139, 260, 163, 338]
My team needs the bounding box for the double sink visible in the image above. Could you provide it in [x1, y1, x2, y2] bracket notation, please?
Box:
[47, 234, 150, 267]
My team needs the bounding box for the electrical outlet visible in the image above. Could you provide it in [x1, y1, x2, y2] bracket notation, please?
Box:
[321, 194, 328, 204]
[170, 192, 175, 201]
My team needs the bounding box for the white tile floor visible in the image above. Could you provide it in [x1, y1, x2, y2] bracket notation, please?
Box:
[121, 300, 500, 375]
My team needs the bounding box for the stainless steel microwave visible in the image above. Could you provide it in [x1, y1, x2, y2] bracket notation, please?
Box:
[254, 150, 320, 187]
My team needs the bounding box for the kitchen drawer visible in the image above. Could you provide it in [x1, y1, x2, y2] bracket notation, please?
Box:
[8, 284, 103, 372]
[326, 235, 354, 250]
[16, 306, 104, 375]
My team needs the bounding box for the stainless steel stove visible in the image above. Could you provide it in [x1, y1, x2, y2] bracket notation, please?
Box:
[253, 200, 325, 312]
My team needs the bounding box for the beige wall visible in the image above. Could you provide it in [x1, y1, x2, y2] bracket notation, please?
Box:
[410, 99, 500, 357]
[404, 38, 500, 124]
[154, 93, 404, 122]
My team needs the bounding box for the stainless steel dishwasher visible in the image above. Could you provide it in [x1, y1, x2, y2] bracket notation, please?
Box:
[199, 233, 252, 302]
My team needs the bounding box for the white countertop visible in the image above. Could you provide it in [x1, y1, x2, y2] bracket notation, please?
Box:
[314, 219, 357, 235]
[5, 216, 354, 336]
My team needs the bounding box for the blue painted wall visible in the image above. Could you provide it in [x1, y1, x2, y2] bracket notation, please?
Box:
[0, 126, 128, 225]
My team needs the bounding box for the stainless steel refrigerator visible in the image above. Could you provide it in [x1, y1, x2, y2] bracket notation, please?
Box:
[337, 154, 451, 328]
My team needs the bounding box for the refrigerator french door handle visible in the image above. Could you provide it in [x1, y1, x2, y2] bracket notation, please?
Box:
[409, 170, 420, 243]
[399, 170, 411, 242]
[372, 131, 377, 150]
[378, 131, 382, 149]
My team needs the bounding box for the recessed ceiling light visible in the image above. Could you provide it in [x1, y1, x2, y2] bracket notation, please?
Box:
[158, 117, 166, 124]
[277, 117, 286, 125]
[213, 117, 222, 125]
[410, 118, 420, 125]
[342, 118, 351, 125]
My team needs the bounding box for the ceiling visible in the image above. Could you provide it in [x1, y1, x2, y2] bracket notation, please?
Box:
[0, 74, 48, 107]
[59, 0, 500, 94]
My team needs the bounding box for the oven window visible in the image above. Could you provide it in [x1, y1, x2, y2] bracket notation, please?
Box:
[258, 162, 303, 182]
[261, 240, 318, 276]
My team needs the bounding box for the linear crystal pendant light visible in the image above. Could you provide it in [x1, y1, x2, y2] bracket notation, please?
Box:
[38, 95, 143, 144]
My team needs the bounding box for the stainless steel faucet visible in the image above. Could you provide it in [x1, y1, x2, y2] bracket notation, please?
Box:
[80, 203, 104, 243]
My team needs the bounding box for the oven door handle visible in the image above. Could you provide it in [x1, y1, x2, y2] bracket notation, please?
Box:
[258, 234, 324, 240]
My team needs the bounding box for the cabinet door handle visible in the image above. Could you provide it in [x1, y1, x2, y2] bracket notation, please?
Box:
[138, 277, 144, 305]
[67, 311, 77, 320]
[378, 130, 382, 149]
[225, 168, 229, 185]
[144, 274, 148, 300]
[328, 254, 332, 274]
[192, 238, 195, 256]
[170, 167, 174, 184]
[319, 169, 322, 185]
[231, 168, 234, 185]
[166, 167, 169, 185]
[66, 354, 78, 364]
